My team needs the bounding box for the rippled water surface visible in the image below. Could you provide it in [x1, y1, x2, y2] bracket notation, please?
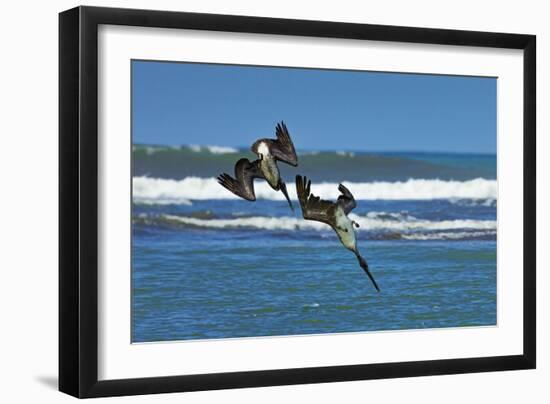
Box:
[132, 197, 496, 342]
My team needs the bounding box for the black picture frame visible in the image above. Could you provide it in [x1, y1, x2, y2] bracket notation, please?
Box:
[59, 5, 536, 398]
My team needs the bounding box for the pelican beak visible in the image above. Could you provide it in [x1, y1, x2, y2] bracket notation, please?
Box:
[279, 182, 294, 212]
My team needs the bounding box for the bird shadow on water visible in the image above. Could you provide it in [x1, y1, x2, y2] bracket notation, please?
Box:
[35, 375, 58, 390]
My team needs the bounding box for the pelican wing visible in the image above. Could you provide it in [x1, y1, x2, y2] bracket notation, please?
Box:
[337, 183, 357, 215]
[295, 175, 334, 225]
[218, 158, 263, 201]
[270, 121, 298, 167]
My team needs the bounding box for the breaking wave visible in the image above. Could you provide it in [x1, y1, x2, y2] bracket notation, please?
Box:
[157, 212, 495, 231]
[132, 176, 497, 204]
[401, 231, 496, 240]
[133, 211, 496, 241]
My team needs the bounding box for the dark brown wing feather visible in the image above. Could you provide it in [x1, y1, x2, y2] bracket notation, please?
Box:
[337, 183, 357, 215]
[270, 121, 298, 166]
[217, 158, 263, 201]
[295, 175, 334, 226]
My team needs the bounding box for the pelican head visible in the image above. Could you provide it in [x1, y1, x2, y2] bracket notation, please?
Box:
[251, 140, 271, 159]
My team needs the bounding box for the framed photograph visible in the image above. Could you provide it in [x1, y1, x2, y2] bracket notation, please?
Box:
[59, 6, 536, 398]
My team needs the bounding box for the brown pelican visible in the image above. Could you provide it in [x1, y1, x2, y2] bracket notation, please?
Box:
[295, 175, 380, 291]
[217, 122, 298, 211]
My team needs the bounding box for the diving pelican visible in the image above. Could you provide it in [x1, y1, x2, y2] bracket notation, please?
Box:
[217, 121, 298, 211]
[295, 175, 380, 291]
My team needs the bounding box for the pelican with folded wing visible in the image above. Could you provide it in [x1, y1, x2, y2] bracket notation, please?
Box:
[217, 121, 298, 211]
[295, 175, 380, 292]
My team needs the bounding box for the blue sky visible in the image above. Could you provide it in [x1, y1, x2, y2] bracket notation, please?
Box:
[132, 60, 496, 153]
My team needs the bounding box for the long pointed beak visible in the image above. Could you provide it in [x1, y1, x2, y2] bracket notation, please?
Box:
[355, 251, 380, 292]
[366, 269, 380, 292]
[279, 181, 294, 212]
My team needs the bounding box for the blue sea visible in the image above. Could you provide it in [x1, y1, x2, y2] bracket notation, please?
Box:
[131, 145, 497, 343]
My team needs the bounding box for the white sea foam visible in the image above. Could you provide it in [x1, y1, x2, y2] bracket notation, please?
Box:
[449, 197, 496, 207]
[401, 231, 497, 240]
[159, 212, 496, 233]
[162, 214, 325, 231]
[133, 176, 497, 202]
[132, 177, 197, 205]
[358, 212, 496, 231]
[206, 145, 239, 154]
[336, 151, 355, 157]
[187, 145, 239, 154]
[135, 198, 193, 206]
[145, 146, 159, 155]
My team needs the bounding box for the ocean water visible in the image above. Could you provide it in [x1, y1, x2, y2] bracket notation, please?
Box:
[132, 146, 497, 343]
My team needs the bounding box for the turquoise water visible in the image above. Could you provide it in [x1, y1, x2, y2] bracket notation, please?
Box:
[131, 149, 497, 342]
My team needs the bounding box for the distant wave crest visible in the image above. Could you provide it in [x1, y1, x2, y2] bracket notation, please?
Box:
[189, 145, 239, 154]
[133, 144, 239, 155]
[134, 211, 496, 241]
[133, 176, 497, 204]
